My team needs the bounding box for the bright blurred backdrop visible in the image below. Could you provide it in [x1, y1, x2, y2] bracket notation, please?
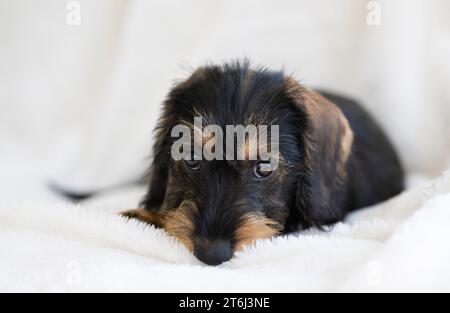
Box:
[1, 0, 449, 201]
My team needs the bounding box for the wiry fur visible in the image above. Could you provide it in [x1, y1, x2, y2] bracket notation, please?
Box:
[125, 61, 405, 265]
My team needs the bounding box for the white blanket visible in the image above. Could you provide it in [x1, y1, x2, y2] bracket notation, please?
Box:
[2, 0, 450, 293]
[1, 171, 449, 292]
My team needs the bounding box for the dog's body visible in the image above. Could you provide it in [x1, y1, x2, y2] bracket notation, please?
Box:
[123, 62, 404, 265]
[320, 91, 404, 214]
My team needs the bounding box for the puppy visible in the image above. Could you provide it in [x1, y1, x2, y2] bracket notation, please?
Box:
[123, 62, 404, 265]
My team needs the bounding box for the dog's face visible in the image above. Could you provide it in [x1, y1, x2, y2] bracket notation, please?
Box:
[130, 63, 353, 265]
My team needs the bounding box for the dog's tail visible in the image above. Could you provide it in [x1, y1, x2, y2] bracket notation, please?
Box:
[49, 178, 145, 202]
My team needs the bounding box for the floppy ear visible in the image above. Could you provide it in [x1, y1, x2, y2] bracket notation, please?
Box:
[286, 79, 354, 227]
[139, 112, 175, 212]
[122, 119, 172, 226]
[140, 69, 206, 213]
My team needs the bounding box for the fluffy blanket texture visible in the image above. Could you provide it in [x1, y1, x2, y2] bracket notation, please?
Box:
[2, 0, 450, 293]
[1, 171, 449, 292]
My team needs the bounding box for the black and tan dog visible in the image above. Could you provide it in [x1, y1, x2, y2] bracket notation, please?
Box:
[122, 62, 404, 265]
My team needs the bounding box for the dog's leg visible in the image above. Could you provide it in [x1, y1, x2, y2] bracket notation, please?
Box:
[121, 209, 166, 228]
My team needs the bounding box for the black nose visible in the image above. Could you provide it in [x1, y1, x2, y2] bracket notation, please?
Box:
[194, 240, 233, 266]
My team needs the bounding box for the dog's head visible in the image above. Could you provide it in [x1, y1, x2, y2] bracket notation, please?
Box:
[140, 62, 353, 265]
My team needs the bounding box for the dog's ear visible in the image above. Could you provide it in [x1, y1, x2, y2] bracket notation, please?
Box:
[285, 79, 354, 227]
[140, 68, 209, 212]
[140, 110, 176, 212]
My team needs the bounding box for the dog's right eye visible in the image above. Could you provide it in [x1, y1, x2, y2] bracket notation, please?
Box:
[254, 161, 273, 178]
[184, 159, 201, 170]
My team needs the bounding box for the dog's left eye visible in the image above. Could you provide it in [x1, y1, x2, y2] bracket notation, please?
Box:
[184, 159, 201, 170]
[254, 162, 273, 178]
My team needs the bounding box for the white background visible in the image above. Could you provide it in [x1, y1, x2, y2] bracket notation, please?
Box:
[1, 0, 449, 200]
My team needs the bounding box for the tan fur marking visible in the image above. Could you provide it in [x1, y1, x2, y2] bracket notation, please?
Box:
[121, 201, 198, 251]
[162, 201, 198, 251]
[243, 130, 259, 160]
[284, 78, 354, 176]
[338, 113, 353, 164]
[121, 209, 166, 228]
[234, 214, 282, 251]
[202, 128, 215, 146]
[302, 88, 353, 163]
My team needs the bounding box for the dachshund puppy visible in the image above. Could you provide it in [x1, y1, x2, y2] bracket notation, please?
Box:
[123, 62, 404, 266]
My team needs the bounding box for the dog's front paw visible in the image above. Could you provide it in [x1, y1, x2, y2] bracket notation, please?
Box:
[121, 209, 143, 220]
[120, 208, 165, 228]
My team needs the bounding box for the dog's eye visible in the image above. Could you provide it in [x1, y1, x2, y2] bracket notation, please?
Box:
[254, 162, 273, 178]
[184, 159, 201, 170]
